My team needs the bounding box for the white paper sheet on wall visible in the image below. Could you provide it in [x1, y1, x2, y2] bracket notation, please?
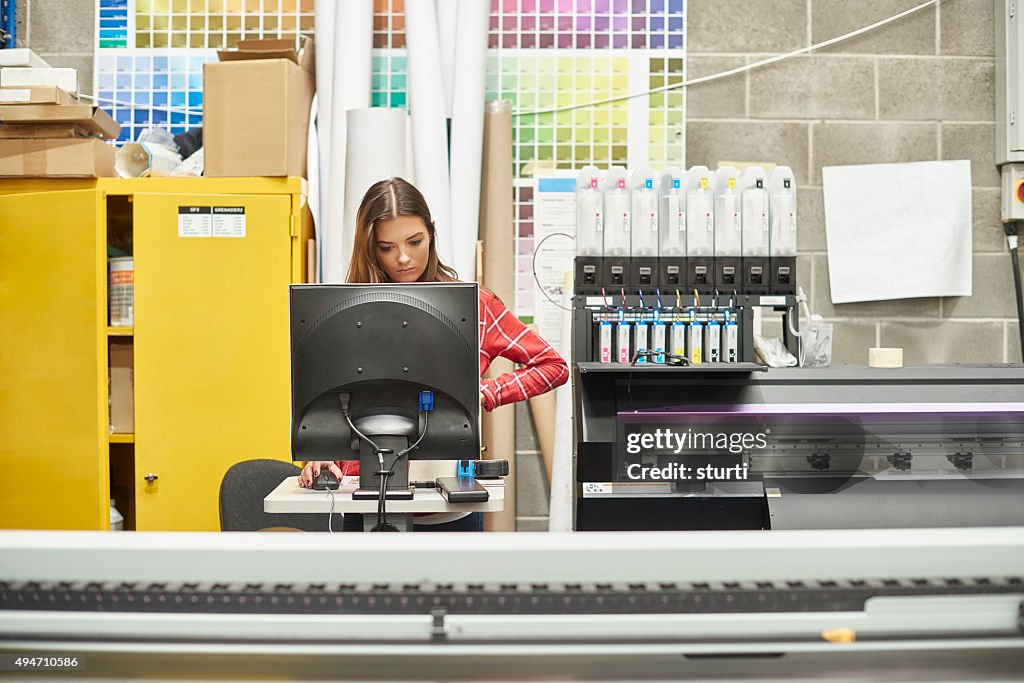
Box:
[822, 160, 973, 304]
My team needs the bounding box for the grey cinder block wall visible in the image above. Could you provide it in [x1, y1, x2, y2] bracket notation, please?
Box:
[19, 1, 1020, 531]
[687, 0, 1019, 366]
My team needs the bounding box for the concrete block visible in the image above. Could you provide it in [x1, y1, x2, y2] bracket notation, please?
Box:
[750, 56, 875, 120]
[515, 452, 550, 517]
[879, 320, 1005, 363]
[813, 122, 937, 184]
[29, 0, 94, 53]
[940, 0, 994, 57]
[942, 254, 1020, 319]
[686, 56, 747, 120]
[16, 0, 27, 47]
[515, 517, 550, 532]
[942, 124, 1000, 188]
[830, 320, 879, 365]
[810, 254, 941, 318]
[797, 186, 826, 252]
[35, 54, 93, 97]
[514, 401, 539, 453]
[687, 121, 810, 185]
[688, 0, 806, 53]
[811, 0, 936, 55]
[878, 58, 994, 122]
[973, 189, 1006, 253]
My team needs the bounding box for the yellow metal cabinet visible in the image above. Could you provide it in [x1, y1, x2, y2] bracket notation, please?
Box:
[0, 178, 311, 530]
[0, 190, 108, 529]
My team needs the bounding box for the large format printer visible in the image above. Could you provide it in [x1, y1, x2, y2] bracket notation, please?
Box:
[573, 364, 1024, 531]
[1, 528, 1023, 680]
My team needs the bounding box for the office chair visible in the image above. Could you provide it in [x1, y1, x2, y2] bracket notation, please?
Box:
[219, 459, 342, 532]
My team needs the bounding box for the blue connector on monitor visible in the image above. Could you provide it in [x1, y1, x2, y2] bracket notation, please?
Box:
[419, 390, 434, 412]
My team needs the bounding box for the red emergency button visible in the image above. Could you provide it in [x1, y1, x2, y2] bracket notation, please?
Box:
[1017, 180, 1024, 203]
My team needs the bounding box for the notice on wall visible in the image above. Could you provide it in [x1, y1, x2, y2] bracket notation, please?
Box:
[178, 206, 246, 238]
[532, 175, 577, 348]
[822, 160, 972, 303]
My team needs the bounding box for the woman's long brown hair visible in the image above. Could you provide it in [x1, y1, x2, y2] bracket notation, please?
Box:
[347, 177, 459, 284]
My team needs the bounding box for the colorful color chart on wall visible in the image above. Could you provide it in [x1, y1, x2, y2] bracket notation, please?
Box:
[95, 0, 686, 317]
[95, 0, 312, 142]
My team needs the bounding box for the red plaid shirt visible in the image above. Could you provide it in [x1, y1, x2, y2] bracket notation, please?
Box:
[336, 287, 568, 476]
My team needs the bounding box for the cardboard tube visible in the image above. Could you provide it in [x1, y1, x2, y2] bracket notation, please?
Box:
[527, 325, 555, 484]
[480, 100, 515, 532]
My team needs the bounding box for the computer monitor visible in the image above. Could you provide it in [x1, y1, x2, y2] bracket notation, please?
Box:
[289, 282, 480, 496]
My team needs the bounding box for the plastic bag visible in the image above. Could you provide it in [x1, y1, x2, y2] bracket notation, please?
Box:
[753, 334, 798, 368]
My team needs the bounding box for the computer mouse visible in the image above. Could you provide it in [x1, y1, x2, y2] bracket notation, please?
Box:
[312, 468, 339, 491]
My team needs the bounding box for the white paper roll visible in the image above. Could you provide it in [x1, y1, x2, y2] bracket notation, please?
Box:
[549, 271, 575, 532]
[314, 0, 334, 282]
[437, 0, 458, 119]
[448, 0, 489, 283]
[342, 108, 410, 281]
[324, 0, 373, 284]
[306, 94, 320, 281]
[405, 0, 455, 274]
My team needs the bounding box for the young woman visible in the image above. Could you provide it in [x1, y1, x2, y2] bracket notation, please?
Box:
[298, 177, 568, 531]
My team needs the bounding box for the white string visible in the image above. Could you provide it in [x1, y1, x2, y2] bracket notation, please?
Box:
[512, 0, 938, 119]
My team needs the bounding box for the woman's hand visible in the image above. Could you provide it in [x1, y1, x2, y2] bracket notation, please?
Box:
[480, 392, 487, 408]
[298, 461, 344, 488]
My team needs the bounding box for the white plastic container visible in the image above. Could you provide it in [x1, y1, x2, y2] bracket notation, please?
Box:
[108, 256, 133, 327]
[110, 499, 124, 531]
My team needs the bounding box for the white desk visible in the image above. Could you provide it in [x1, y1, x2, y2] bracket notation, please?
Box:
[264, 477, 504, 530]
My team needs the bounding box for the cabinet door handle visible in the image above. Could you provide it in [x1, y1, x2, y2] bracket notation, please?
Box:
[144, 473, 159, 483]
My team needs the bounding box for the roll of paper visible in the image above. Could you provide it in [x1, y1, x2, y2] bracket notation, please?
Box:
[549, 271, 575, 532]
[448, 0, 490, 283]
[480, 99, 517, 531]
[323, 0, 372, 283]
[480, 100, 514, 304]
[342, 108, 409, 279]
[405, 0, 455, 273]
[437, 0, 458, 119]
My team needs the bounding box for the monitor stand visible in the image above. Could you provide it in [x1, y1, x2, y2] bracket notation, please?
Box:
[352, 434, 415, 500]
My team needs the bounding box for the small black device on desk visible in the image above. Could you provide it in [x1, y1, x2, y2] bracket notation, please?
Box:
[434, 459, 510, 503]
[312, 468, 339, 491]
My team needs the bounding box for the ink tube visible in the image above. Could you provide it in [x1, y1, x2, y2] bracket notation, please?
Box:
[670, 318, 687, 359]
[724, 311, 738, 363]
[617, 311, 631, 364]
[652, 311, 667, 364]
[634, 317, 649, 364]
[688, 310, 703, 365]
[599, 320, 613, 363]
[706, 318, 721, 363]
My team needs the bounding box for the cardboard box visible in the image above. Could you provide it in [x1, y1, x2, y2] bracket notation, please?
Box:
[0, 85, 76, 105]
[203, 38, 314, 177]
[0, 67, 78, 94]
[0, 104, 120, 139]
[0, 124, 87, 139]
[109, 341, 134, 434]
[0, 138, 116, 177]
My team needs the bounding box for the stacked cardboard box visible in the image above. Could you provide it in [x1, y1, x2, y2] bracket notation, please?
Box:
[0, 86, 119, 177]
[203, 38, 315, 177]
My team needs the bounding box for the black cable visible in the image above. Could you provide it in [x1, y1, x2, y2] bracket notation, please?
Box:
[531, 232, 575, 312]
[1007, 227, 1024, 362]
[374, 411, 430, 532]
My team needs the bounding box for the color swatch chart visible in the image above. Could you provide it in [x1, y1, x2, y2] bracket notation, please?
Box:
[94, 0, 311, 142]
[133, 0, 314, 49]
